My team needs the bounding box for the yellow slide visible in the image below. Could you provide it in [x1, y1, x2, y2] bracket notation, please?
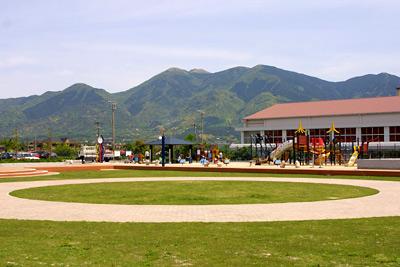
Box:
[347, 151, 359, 167]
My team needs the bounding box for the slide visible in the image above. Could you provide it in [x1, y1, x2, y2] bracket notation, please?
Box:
[269, 140, 293, 161]
[347, 151, 359, 167]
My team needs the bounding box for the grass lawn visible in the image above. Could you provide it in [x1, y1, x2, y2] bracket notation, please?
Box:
[11, 180, 378, 205]
[1, 169, 399, 266]
[0, 217, 399, 266]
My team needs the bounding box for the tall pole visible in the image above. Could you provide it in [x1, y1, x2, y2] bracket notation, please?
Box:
[198, 110, 205, 144]
[112, 102, 116, 151]
[109, 101, 117, 155]
[160, 127, 165, 167]
[193, 122, 197, 142]
[95, 121, 100, 137]
[48, 128, 52, 155]
[15, 128, 19, 155]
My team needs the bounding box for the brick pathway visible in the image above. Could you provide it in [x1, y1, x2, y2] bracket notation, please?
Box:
[0, 177, 399, 222]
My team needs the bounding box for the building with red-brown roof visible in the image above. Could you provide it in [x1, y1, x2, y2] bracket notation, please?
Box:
[237, 88, 400, 144]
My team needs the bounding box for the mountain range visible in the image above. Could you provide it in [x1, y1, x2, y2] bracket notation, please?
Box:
[1, 65, 399, 143]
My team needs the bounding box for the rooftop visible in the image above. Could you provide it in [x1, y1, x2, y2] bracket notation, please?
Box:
[244, 96, 400, 120]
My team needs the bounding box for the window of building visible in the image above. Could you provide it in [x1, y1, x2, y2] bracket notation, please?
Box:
[390, 126, 400, 141]
[309, 128, 328, 138]
[264, 130, 282, 144]
[336, 128, 357, 142]
[286, 129, 296, 140]
[287, 128, 328, 140]
[361, 127, 384, 142]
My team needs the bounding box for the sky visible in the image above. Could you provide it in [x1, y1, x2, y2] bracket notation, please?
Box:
[0, 0, 399, 99]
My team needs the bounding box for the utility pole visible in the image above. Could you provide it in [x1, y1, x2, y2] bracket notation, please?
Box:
[193, 122, 197, 142]
[108, 101, 117, 156]
[14, 128, 19, 154]
[198, 110, 205, 144]
[48, 128, 52, 155]
[95, 121, 101, 137]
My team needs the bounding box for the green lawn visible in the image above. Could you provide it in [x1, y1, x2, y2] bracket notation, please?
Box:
[0, 217, 399, 266]
[1, 169, 399, 266]
[0, 169, 399, 184]
[11, 180, 378, 205]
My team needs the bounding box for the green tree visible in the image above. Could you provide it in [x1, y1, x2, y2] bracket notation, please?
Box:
[0, 138, 22, 152]
[132, 140, 147, 154]
[184, 133, 196, 143]
[54, 144, 77, 158]
[123, 143, 135, 152]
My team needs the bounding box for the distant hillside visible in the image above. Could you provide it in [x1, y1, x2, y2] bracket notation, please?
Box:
[1, 65, 399, 143]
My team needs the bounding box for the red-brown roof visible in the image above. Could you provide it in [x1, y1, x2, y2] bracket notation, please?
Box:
[244, 96, 400, 120]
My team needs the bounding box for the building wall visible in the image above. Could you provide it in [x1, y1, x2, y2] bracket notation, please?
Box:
[238, 112, 400, 144]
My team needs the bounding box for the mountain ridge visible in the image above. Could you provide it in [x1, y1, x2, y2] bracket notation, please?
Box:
[1, 64, 399, 142]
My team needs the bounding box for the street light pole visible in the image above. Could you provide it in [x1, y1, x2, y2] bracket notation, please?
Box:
[160, 127, 166, 167]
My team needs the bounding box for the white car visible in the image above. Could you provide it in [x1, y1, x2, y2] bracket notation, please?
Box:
[16, 152, 40, 160]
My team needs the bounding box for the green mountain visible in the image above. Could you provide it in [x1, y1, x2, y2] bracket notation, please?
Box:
[1, 65, 399, 143]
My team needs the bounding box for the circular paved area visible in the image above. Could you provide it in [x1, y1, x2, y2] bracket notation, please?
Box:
[0, 177, 399, 222]
[0, 167, 50, 178]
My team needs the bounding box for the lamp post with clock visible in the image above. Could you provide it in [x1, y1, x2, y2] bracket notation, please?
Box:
[97, 135, 105, 163]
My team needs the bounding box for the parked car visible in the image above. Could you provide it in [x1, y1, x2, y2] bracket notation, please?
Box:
[0, 152, 15, 160]
[16, 152, 40, 160]
[34, 151, 58, 159]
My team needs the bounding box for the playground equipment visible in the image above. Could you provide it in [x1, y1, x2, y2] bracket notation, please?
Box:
[310, 137, 326, 166]
[269, 140, 293, 161]
[248, 120, 353, 167]
[347, 148, 359, 167]
[250, 134, 272, 159]
[249, 133, 277, 164]
[314, 151, 331, 166]
[248, 118, 400, 167]
[211, 145, 219, 163]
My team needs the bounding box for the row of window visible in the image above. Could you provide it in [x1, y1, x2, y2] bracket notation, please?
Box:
[361, 127, 384, 142]
[390, 126, 400, 141]
[244, 126, 400, 143]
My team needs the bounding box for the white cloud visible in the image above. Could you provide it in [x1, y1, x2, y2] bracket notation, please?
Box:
[0, 1, 399, 97]
[53, 69, 74, 76]
[62, 42, 253, 62]
[307, 52, 400, 81]
[0, 56, 37, 68]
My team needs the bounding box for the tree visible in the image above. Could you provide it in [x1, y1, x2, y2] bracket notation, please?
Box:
[123, 143, 135, 152]
[184, 133, 196, 143]
[0, 138, 22, 152]
[54, 143, 77, 158]
[132, 140, 147, 154]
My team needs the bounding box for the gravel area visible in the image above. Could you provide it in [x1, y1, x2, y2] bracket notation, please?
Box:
[0, 177, 399, 222]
